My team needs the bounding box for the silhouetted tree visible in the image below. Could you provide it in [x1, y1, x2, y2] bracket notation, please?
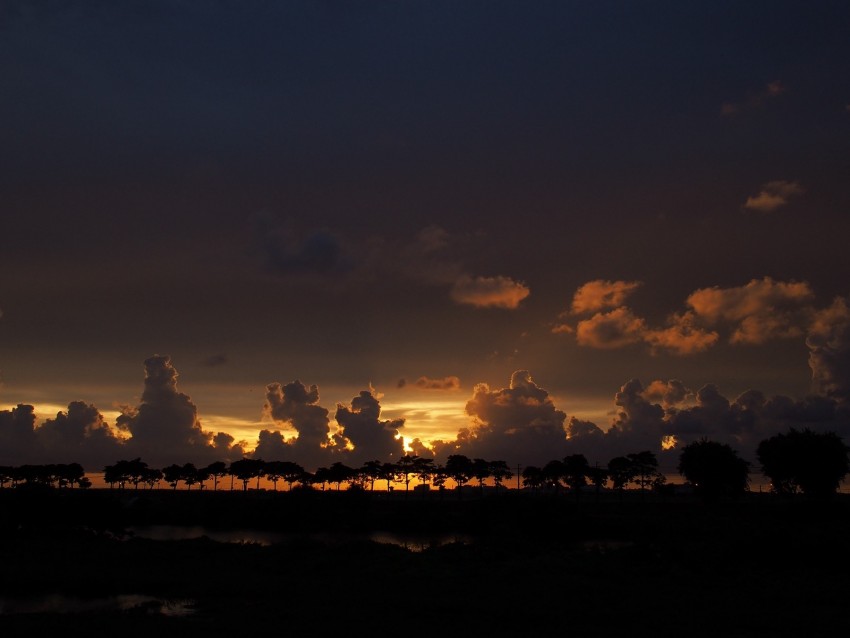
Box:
[281, 461, 305, 491]
[412, 456, 435, 491]
[204, 461, 228, 491]
[142, 467, 163, 489]
[542, 459, 565, 493]
[162, 464, 183, 490]
[445, 454, 473, 495]
[757, 428, 850, 498]
[562, 454, 590, 498]
[521, 465, 545, 491]
[607, 456, 635, 496]
[586, 464, 609, 499]
[360, 460, 384, 491]
[379, 462, 398, 492]
[57, 463, 86, 489]
[265, 460, 287, 491]
[397, 454, 420, 492]
[678, 439, 750, 501]
[230, 458, 265, 491]
[627, 451, 661, 492]
[326, 462, 355, 490]
[489, 460, 513, 493]
[471, 458, 491, 494]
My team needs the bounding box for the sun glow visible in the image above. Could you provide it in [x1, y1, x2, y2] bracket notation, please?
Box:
[661, 435, 678, 450]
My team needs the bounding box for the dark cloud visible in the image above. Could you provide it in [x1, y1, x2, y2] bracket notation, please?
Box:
[431, 370, 568, 467]
[251, 213, 352, 276]
[807, 296, 850, 403]
[36, 401, 123, 467]
[0, 404, 38, 465]
[257, 380, 344, 469]
[414, 375, 461, 391]
[119, 355, 241, 466]
[334, 389, 405, 466]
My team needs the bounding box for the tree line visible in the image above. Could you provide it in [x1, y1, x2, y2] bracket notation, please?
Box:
[2, 427, 848, 499]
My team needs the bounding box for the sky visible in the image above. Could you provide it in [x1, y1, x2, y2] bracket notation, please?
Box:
[2, 1, 850, 477]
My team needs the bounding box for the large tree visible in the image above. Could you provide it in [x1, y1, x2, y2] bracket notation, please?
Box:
[678, 439, 750, 500]
[757, 428, 850, 498]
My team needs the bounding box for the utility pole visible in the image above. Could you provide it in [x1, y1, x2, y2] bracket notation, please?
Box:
[516, 464, 521, 491]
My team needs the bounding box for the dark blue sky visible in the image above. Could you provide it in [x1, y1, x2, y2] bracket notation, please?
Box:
[2, 1, 850, 471]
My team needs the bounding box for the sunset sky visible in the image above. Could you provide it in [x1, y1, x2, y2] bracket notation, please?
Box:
[2, 1, 850, 476]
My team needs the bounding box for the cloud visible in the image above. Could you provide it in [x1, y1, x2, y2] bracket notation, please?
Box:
[36, 401, 124, 467]
[686, 277, 814, 344]
[743, 180, 804, 212]
[334, 389, 405, 466]
[257, 380, 344, 469]
[0, 404, 39, 465]
[563, 277, 818, 355]
[251, 212, 352, 276]
[575, 307, 647, 349]
[721, 80, 787, 116]
[644, 311, 719, 355]
[807, 296, 850, 403]
[430, 370, 568, 467]
[119, 355, 241, 466]
[641, 379, 693, 407]
[414, 375, 461, 390]
[450, 274, 530, 309]
[571, 279, 642, 314]
[200, 353, 228, 367]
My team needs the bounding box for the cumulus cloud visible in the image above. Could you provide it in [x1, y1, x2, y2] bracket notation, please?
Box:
[256, 380, 347, 470]
[119, 355, 241, 466]
[644, 311, 719, 355]
[575, 307, 647, 349]
[450, 274, 530, 309]
[807, 296, 850, 403]
[686, 277, 814, 344]
[562, 276, 820, 355]
[0, 404, 38, 465]
[334, 389, 405, 466]
[37, 401, 124, 467]
[743, 180, 804, 212]
[721, 80, 786, 116]
[430, 370, 568, 467]
[571, 279, 642, 314]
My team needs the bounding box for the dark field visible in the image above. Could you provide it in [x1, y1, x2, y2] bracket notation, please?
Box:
[2, 488, 850, 637]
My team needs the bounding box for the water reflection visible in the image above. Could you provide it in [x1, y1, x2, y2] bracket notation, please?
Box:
[0, 594, 195, 616]
[126, 524, 472, 551]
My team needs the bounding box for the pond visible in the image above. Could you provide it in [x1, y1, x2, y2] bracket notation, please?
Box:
[0, 594, 195, 616]
[125, 524, 473, 552]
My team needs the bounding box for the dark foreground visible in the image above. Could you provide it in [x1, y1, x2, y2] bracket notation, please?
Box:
[2, 488, 850, 637]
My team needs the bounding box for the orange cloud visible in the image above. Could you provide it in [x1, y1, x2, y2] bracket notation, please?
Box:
[687, 277, 814, 344]
[450, 274, 530, 309]
[644, 311, 719, 355]
[571, 279, 642, 314]
[744, 180, 804, 213]
[575, 307, 647, 349]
